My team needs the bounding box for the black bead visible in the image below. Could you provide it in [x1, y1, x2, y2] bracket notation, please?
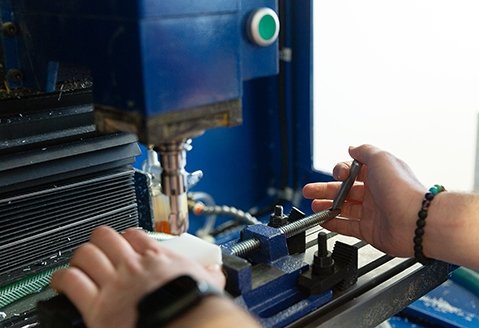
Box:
[417, 210, 428, 220]
[414, 244, 423, 252]
[425, 192, 434, 201]
[415, 227, 424, 236]
[414, 186, 445, 266]
[416, 219, 426, 228]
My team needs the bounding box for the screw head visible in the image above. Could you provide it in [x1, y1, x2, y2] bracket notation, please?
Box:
[6, 69, 24, 82]
[2, 22, 19, 37]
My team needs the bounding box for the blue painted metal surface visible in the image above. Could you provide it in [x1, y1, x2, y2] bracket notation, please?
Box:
[184, 76, 282, 232]
[0, 0, 23, 89]
[223, 227, 332, 328]
[241, 1, 279, 80]
[235, 255, 332, 328]
[402, 279, 479, 327]
[1, 0, 278, 117]
[241, 222, 289, 263]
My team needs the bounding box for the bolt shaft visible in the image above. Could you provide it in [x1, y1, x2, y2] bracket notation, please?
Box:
[317, 232, 328, 257]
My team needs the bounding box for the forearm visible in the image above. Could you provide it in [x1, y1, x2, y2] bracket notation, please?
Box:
[167, 296, 261, 328]
[424, 192, 479, 270]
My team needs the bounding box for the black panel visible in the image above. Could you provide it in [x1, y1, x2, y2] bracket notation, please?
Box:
[0, 90, 96, 155]
[0, 132, 140, 194]
[0, 169, 139, 286]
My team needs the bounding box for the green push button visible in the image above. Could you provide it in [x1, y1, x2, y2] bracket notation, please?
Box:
[259, 14, 277, 41]
[247, 8, 280, 47]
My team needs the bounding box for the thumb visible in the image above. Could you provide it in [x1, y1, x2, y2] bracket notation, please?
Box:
[348, 144, 379, 164]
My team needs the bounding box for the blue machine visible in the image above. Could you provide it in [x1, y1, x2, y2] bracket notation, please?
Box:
[1, 1, 277, 119]
[0, 1, 457, 327]
[0, 0, 284, 235]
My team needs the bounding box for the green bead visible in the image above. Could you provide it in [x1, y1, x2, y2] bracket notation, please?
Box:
[429, 184, 443, 195]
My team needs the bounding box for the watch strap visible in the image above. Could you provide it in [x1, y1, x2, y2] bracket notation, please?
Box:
[136, 275, 223, 328]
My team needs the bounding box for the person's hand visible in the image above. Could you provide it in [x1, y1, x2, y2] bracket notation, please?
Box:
[303, 144, 426, 257]
[50, 226, 225, 328]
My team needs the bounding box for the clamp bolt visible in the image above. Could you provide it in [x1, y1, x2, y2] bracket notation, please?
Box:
[268, 205, 288, 228]
[312, 232, 335, 276]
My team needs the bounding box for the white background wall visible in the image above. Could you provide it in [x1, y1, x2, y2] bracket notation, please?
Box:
[313, 1, 479, 191]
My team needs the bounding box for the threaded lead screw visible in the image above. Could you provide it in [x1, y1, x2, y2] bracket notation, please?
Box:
[229, 208, 340, 257]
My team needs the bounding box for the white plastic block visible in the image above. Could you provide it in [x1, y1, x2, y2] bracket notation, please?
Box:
[160, 233, 222, 267]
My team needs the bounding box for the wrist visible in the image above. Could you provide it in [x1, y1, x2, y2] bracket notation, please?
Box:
[423, 191, 479, 268]
[167, 295, 260, 328]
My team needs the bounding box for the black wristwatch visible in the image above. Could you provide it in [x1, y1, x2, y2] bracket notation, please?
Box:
[136, 275, 223, 327]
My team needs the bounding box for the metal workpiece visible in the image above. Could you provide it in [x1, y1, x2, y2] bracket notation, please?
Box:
[279, 209, 340, 238]
[331, 160, 362, 210]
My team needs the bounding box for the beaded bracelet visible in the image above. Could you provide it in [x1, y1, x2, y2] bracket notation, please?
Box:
[414, 184, 446, 265]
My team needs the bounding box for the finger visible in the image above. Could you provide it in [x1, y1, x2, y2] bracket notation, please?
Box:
[304, 183, 365, 203]
[122, 228, 162, 255]
[303, 182, 341, 200]
[333, 160, 369, 183]
[70, 243, 115, 287]
[332, 162, 352, 181]
[51, 267, 98, 315]
[311, 199, 333, 212]
[321, 217, 362, 240]
[89, 226, 136, 267]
